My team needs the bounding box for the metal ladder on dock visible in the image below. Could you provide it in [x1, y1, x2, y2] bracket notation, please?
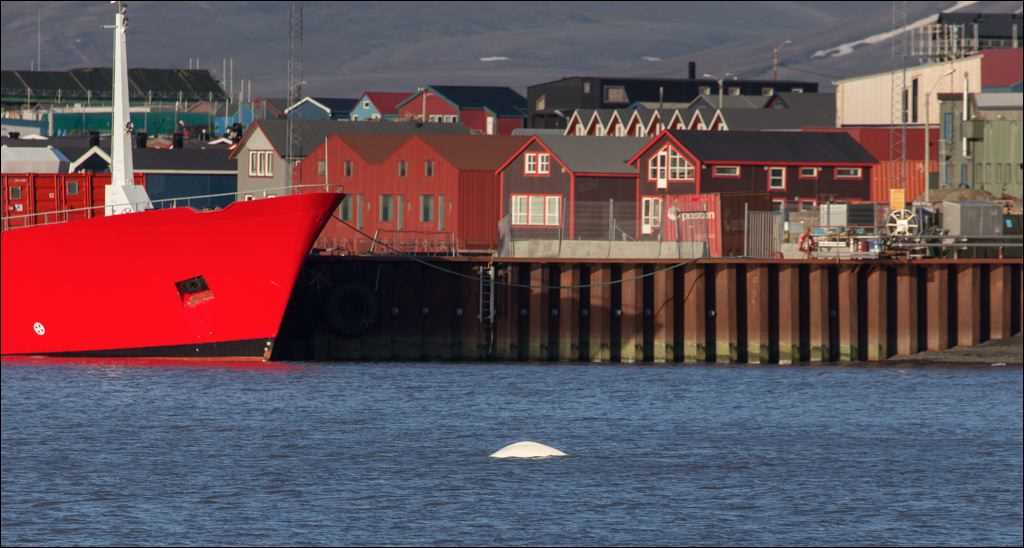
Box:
[478, 265, 496, 356]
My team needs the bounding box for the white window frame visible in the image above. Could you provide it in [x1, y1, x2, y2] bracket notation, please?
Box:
[768, 167, 786, 190]
[525, 153, 538, 174]
[66, 181, 80, 196]
[545, 196, 560, 226]
[649, 149, 668, 188]
[248, 150, 273, 177]
[511, 194, 560, 226]
[835, 167, 863, 179]
[614, 124, 626, 137]
[641, 197, 662, 235]
[713, 165, 740, 177]
[512, 195, 528, 225]
[799, 167, 819, 179]
[669, 148, 693, 181]
[538, 153, 550, 174]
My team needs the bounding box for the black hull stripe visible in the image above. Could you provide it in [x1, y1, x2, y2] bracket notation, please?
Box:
[3, 338, 274, 360]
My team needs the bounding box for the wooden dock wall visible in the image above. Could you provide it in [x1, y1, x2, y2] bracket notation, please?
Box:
[274, 257, 1023, 364]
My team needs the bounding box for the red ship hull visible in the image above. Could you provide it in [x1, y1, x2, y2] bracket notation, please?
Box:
[1, 192, 342, 360]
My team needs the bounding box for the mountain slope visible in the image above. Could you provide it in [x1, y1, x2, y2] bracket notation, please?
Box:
[2, 1, 1019, 98]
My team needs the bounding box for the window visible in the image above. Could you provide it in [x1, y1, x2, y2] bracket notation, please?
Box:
[438, 194, 445, 231]
[67, 181, 80, 195]
[911, 78, 919, 124]
[649, 150, 667, 185]
[583, 81, 591, 94]
[713, 165, 740, 177]
[356, 194, 365, 229]
[800, 200, 816, 211]
[604, 85, 628, 104]
[653, 123, 664, 134]
[380, 194, 394, 222]
[244, 194, 255, 201]
[574, 124, 585, 136]
[768, 167, 786, 189]
[486, 116, 495, 135]
[525, 153, 538, 174]
[9, 186, 22, 200]
[535, 94, 546, 111]
[835, 167, 863, 179]
[942, 112, 954, 141]
[443, 115, 457, 123]
[510, 194, 560, 226]
[699, 86, 712, 95]
[728, 87, 741, 96]
[799, 167, 819, 179]
[344, 160, 353, 177]
[538, 153, 550, 174]
[545, 196, 560, 226]
[248, 150, 273, 177]
[614, 124, 626, 137]
[425, 160, 435, 177]
[792, 88, 804, 94]
[339, 196, 353, 221]
[668, 148, 693, 180]
[420, 194, 434, 223]
[317, 160, 326, 175]
[512, 195, 528, 224]
[398, 160, 407, 177]
[761, 87, 774, 96]
[641, 197, 662, 234]
[634, 124, 644, 137]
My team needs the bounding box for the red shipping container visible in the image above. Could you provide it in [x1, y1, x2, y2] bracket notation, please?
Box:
[870, 159, 936, 203]
[661, 192, 773, 257]
[2, 173, 146, 229]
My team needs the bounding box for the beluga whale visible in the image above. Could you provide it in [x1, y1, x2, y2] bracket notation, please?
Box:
[490, 441, 567, 459]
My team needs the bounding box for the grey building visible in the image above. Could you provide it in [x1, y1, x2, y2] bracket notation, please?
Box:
[938, 92, 1023, 198]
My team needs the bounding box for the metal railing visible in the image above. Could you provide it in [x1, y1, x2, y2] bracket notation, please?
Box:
[1, 184, 341, 231]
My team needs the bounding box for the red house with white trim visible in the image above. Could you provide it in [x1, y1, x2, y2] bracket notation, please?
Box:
[396, 85, 527, 135]
[626, 130, 877, 233]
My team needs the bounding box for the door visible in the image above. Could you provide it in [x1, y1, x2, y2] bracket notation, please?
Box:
[642, 197, 662, 235]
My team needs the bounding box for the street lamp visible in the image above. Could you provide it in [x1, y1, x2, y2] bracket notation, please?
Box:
[773, 40, 792, 81]
[703, 72, 733, 110]
[924, 69, 955, 203]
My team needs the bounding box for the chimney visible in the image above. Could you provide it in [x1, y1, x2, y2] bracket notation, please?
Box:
[172, 132, 184, 149]
[688, 61, 696, 80]
[89, 131, 100, 147]
[135, 131, 148, 149]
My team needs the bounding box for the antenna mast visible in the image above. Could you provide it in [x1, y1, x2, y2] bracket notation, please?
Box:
[889, 1, 909, 195]
[287, 1, 303, 189]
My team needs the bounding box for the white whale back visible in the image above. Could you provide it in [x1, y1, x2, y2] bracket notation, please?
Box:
[490, 441, 567, 459]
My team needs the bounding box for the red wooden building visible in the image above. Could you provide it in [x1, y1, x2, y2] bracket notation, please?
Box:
[295, 133, 526, 254]
[627, 130, 877, 228]
[395, 86, 527, 136]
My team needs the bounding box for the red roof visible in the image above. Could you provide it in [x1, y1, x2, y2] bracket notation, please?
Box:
[364, 92, 413, 115]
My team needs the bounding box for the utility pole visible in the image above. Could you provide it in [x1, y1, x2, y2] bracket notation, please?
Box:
[772, 40, 791, 81]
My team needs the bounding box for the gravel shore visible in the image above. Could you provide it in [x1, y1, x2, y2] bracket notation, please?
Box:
[890, 334, 1023, 366]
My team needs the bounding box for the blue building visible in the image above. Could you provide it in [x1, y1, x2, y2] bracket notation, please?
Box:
[348, 91, 412, 121]
[285, 97, 358, 121]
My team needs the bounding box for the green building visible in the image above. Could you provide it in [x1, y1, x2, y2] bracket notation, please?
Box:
[938, 92, 1023, 198]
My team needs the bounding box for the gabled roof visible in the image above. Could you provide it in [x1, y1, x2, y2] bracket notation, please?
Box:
[286, 96, 359, 116]
[417, 134, 527, 171]
[691, 94, 771, 109]
[362, 92, 413, 115]
[403, 85, 526, 117]
[535, 135, 646, 174]
[236, 119, 472, 159]
[662, 130, 876, 164]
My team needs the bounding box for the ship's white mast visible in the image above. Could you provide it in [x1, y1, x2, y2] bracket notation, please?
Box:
[105, 0, 151, 215]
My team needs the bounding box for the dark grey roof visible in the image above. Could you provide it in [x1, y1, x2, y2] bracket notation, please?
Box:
[769, 92, 836, 113]
[718, 106, 834, 130]
[428, 85, 526, 117]
[0, 68, 226, 102]
[937, 12, 1023, 39]
[692, 94, 771, 109]
[538, 135, 647, 174]
[252, 119, 471, 158]
[668, 130, 876, 164]
[311, 97, 359, 116]
[71, 146, 235, 172]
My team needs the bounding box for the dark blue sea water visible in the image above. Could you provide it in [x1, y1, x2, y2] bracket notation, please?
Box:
[2, 360, 1022, 547]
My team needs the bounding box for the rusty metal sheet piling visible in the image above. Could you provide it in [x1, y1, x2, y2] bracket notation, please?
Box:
[777, 265, 801, 364]
[747, 265, 771, 364]
[895, 266, 919, 356]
